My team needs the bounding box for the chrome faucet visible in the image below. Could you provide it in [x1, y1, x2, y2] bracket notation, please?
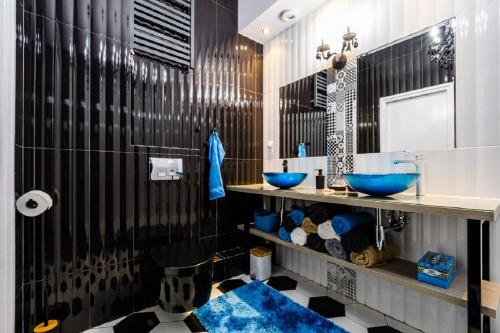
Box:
[392, 154, 425, 196]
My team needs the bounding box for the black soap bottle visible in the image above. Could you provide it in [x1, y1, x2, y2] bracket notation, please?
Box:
[315, 169, 325, 189]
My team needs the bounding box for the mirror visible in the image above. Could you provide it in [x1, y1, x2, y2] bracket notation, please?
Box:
[356, 19, 456, 154]
[279, 68, 335, 158]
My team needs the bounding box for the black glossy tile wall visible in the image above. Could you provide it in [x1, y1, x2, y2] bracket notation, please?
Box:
[15, 147, 90, 286]
[16, 0, 264, 331]
[217, 0, 237, 14]
[21, 0, 131, 41]
[89, 259, 135, 326]
[16, 272, 91, 333]
[357, 25, 453, 153]
[17, 11, 132, 151]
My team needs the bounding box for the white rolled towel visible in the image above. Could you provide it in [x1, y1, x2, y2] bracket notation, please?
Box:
[291, 227, 308, 246]
[318, 220, 341, 240]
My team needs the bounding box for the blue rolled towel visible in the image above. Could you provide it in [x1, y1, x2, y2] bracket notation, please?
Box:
[332, 212, 374, 236]
[278, 226, 292, 242]
[290, 209, 305, 226]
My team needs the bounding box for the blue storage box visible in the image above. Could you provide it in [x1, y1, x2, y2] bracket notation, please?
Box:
[417, 251, 456, 289]
[254, 208, 278, 233]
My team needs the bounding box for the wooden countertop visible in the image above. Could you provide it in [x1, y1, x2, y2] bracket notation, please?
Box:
[227, 184, 500, 221]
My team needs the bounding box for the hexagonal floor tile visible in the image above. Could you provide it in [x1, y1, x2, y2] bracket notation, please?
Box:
[280, 290, 310, 307]
[345, 303, 387, 328]
[184, 313, 206, 332]
[266, 276, 298, 291]
[308, 296, 346, 318]
[113, 312, 160, 333]
[368, 326, 401, 333]
[331, 317, 368, 333]
[217, 279, 247, 293]
[150, 321, 192, 333]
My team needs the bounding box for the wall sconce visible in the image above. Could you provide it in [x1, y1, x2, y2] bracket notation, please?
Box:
[316, 27, 358, 70]
[316, 40, 333, 60]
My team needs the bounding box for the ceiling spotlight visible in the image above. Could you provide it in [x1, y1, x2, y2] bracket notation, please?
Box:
[262, 27, 270, 35]
[279, 9, 298, 22]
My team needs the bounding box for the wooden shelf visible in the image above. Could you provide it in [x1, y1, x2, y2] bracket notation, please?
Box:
[238, 224, 500, 318]
[228, 184, 500, 221]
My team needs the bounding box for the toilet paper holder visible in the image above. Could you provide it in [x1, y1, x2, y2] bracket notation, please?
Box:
[16, 190, 53, 217]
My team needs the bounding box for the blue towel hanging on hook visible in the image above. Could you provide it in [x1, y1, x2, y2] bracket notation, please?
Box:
[208, 130, 225, 200]
[297, 143, 307, 158]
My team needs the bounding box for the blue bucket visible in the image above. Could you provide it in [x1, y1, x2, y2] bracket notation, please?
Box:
[254, 208, 278, 233]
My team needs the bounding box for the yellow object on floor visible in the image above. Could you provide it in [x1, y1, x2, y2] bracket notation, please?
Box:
[33, 320, 60, 333]
[302, 217, 318, 234]
[250, 246, 272, 257]
[350, 242, 399, 268]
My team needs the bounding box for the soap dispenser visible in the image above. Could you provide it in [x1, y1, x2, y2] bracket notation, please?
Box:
[315, 169, 325, 189]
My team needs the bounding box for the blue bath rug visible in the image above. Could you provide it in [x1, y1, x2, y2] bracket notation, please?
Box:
[193, 280, 347, 333]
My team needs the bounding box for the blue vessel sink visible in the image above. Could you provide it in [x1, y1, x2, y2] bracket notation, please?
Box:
[262, 172, 307, 189]
[343, 173, 420, 196]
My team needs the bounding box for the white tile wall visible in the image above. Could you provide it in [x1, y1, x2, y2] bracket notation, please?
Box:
[263, 0, 500, 154]
[262, 0, 500, 331]
[276, 246, 468, 333]
[354, 147, 500, 198]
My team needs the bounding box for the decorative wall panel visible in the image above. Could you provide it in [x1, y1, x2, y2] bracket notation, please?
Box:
[15, 0, 263, 331]
[326, 56, 357, 186]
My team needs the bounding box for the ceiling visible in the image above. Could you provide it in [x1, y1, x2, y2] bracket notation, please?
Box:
[238, 0, 328, 44]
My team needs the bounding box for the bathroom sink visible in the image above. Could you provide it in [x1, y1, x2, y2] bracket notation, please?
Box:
[262, 172, 307, 189]
[342, 173, 420, 196]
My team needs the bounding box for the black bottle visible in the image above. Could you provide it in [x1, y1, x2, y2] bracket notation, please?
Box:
[315, 169, 325, 189]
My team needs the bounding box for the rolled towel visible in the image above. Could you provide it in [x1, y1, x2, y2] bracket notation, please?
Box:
[341, 223, 375, 253]
[332, 212, 374, 236]
[350, 241, 399, 267]
[291, 227, 308, 246]
[317, 220, 340, 240]
[278, 226, 292, 242]
[290, 209, 305, 226]
[302, 217, 318, 234]
[325, 239, 348, 260]
[307, 233, 326, 252]
[282, 215, 297, 233]
[307, 203, 335, 224]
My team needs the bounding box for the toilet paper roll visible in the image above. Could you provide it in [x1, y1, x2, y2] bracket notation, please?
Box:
[16, 190, 53, 217]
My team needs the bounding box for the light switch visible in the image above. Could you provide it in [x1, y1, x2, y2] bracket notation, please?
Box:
[150, 158, 183, 181]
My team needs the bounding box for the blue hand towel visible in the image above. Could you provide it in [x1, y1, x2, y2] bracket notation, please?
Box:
[278, 227, 292, 242]
[298, 143, 307, 158]
[290, 209, 305, 226]
[208, 131, 225, 200]
[332, 212, 374, 236]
